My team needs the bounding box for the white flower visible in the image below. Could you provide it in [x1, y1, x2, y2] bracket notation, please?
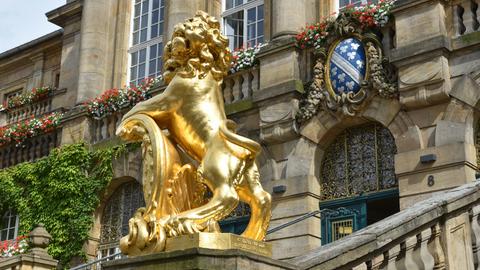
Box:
[351, 43, 360, 50]
[356, 60, 364, 69]
[347, 51, 356, 60]
[340, 46, 348, 54]
[346, 81, 355, 90]
[332, 66, 338, 76]
[338, 73, 346, 82]
[338, 86, 345, 93]
[332, 79, 337, 88]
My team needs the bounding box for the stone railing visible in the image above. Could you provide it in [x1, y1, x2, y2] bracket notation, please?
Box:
[0, 224, 58, 270]
[222, 67, 259, 105]
[452, 0, 480, 36]
[6, 97, 53, 124]
[290, 181, 480, 270]
[0, 130, 60, 169]
[90, 112, 125, 144]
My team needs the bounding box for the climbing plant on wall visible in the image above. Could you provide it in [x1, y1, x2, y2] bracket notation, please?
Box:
[0, 143, 128, 268]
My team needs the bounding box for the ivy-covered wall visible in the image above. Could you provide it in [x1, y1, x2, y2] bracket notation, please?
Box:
[0, 143, 127, 268]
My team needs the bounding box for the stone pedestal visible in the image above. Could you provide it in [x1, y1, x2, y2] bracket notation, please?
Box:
[102, 248, 298, 270]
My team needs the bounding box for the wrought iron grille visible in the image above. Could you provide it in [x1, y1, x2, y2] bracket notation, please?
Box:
[331, 218, 354, 241]
[100, 181, 145, 244]
[320, 124, 397, 201]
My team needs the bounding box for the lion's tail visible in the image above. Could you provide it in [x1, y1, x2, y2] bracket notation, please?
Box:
[219, 120, 261, 158]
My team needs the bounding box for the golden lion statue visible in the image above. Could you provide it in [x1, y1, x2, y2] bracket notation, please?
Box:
[116, 11, 272, 256]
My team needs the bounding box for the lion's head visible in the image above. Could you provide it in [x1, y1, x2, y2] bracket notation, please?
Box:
[163, 11, 232, 83]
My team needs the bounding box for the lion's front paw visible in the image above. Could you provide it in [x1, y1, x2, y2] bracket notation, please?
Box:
[163, 216, 202, 237]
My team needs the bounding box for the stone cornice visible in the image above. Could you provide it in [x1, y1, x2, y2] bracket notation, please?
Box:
[46, 0, 83, 27]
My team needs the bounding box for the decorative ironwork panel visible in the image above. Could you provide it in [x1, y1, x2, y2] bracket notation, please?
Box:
[320, 124, 397, 201]
[376, 125, 397, 189]
[100, 182, 145, 244]
[331, 218, 354, 241]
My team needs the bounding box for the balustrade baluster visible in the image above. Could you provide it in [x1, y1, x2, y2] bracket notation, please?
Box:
[34, 137, 41, 160]
[454, 4, 467, 35]
[241, 71, 252, 99]
[398, 235, 420, 270]
[462, 0, 478, 34]
[102, 118, 109, 141]
[95, 120, 103, 142]
[430, 224, 446, 270]
[232, 74, 243, 102]
[418, 227, 435, 269]
[251, 68, 259, 92]
[470, 205, 480, 269]
[352, 262, 368, 270]
[380, 244, 401, 270]
[223, 78, 234, 104]
[476, 0, 480, 31]
[0, 148, 4, 169]
[370, 254, 384, 270]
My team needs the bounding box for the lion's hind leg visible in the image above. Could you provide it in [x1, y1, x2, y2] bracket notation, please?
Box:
[237, 162, 272, 241]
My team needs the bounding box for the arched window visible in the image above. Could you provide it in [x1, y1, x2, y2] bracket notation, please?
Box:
[99, 181, 145, 257]
[321, 124, 397, 201]
[320, 124, 399, 243]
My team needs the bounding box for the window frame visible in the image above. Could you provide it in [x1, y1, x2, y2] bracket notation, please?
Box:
[0, 210, 20, 241]
[336, 0, 379, 11]
[128, 0, 165, 85]
[221, 0, 265, 50]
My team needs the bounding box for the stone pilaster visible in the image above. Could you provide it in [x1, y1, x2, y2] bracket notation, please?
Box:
[269, 0, 318, 40]
[165, 0, 221, 41]
[29, 53, 45, 88]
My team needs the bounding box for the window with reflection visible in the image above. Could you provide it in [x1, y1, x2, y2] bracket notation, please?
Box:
[0, 210, 19, 241]
[99, 181, 145, 257]
[222, 0, 264, 50]
[129, 0, 165, 85]
[320, 124, 397, 201]
[338, 0, 379, 9]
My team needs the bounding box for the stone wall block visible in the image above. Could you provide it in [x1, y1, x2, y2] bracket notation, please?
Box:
[394, 125, 424, 153]
[361, 96, 401, 128]
[259, 49, 300, 90]
[450, 75, 480, 107]
[435, 120, 473, 146]
[60, 115, 92, 145]
[394, 1, 448, 48]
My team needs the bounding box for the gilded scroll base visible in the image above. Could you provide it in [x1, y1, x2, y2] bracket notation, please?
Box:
[164, 233, 271, 257]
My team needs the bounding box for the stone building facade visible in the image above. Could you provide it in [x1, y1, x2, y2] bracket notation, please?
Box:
[1, 0, 480, 266]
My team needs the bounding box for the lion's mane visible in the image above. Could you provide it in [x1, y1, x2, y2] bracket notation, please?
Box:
[163, 11, 232, 83]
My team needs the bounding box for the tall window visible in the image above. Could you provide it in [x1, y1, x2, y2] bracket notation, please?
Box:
[320, 124, 397, 201]
[338, 0, 379, 10]
[222, 0, 264, 50]
[100, 182, 145, 257]
[1, 210, 19, 241]
[129, 0, 165, 85]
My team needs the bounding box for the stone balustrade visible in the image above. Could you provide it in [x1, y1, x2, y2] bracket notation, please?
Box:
[290, 181, 480, 270]
[90, 112, 125, 144]
[452, 0, 480, 36]
[6, 97, 53, 124]
[222, 68, 259, 105]
[0, 130, 60, 169]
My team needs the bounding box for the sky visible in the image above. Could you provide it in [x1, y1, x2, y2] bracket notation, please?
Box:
[0, 0, 66, 53]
